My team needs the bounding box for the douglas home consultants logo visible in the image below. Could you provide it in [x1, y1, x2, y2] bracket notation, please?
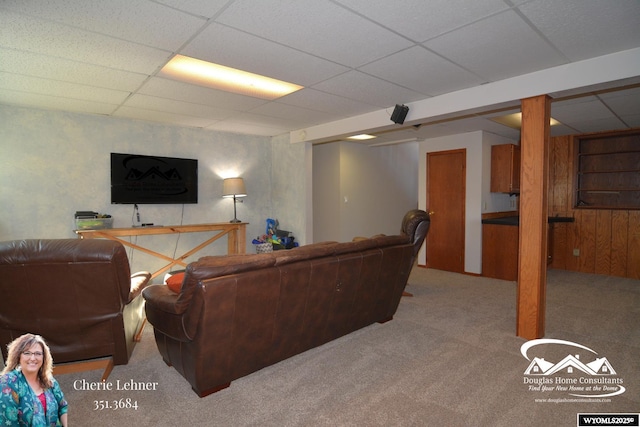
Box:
[521, 339, 626, 400]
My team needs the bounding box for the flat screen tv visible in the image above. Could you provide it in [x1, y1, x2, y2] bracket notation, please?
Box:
[111, 153, 198, 204]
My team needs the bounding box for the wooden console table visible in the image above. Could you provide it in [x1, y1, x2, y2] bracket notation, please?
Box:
[75, 223, 247, 280]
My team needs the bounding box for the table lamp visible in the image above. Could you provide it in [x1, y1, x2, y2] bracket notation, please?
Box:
[222, 178, 246, 223]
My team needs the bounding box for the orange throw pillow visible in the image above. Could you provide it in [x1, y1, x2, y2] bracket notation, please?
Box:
[166, 272, 185, 294]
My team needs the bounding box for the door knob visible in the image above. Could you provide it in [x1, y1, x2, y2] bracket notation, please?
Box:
[428, 211, 435, 216]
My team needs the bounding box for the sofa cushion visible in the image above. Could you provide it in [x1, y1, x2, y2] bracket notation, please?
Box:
[165, 271, 185, 294]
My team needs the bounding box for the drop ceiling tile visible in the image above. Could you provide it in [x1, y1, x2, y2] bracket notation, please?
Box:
[619, 114, 640, 128]
[360, 46, 485, 96]
[312, 70, 427, 108]
[122, 94, 235, 120]
[0, 11, 171, 74]
[2, 0, 206, 51]
[229, 111, 315, 131]
[551, 97, 616, 123]
[216, 0, 412, 67]
[182, 23, 349, 87]
[567, 116, 628, 134]
[518, 0, 640, 61]
[0, 48, 148, 92]
[334, 0, 509, 42]
[424, 9, 567, 82]
[248, 101, 336, 126]
[599, 87, 640, 116]
[137, 77, 268, 111]
[152, 0, 230, 19]
[0, 89, 118, 115]
[599, 85, 640, 101]
[113, 106, 216, 128]
[277, 88, 377, 118]
[0, 72, 130, 104]
[551, 94, 599, 107]
[0, 0, 638, 138]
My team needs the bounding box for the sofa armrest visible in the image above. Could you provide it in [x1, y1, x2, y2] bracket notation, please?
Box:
[143, 284, 198, 342]
[142, 284, 182, 314]
[128, 271, 151, 303]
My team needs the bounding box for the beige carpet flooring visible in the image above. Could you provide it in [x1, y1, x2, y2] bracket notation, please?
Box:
[9, 268, 640, 426]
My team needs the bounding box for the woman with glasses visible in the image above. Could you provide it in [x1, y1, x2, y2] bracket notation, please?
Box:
[0, 333, 68, 426]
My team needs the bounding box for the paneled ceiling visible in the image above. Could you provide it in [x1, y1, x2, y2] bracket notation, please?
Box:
[1, 0, 639, 145]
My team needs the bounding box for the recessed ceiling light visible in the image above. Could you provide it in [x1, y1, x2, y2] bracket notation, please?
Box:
[490, 112, 561, 129]
[347, 134, 377, 140]
[160, 54, 303, 100]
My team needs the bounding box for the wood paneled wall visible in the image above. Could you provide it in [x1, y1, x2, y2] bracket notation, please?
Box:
[548, 135, 640, 279]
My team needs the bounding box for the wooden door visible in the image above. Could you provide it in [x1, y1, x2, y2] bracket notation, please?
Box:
[426, 149, 466, 273]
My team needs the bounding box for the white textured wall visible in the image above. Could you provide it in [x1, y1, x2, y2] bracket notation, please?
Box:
[339, 142, 419, 239]
[0, 105, 309, 277]
[313, 141, 419, 242]
[270, 134, 311, 246]
[312, 143, 341, 242]
[1, 105, 519, 278]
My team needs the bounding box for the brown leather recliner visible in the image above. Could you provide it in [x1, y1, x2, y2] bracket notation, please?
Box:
[401, 208, 431, 262]
[0, 239, 150, 377]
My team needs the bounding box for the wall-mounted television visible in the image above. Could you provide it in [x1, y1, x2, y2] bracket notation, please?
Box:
[111, 153, 198, 204]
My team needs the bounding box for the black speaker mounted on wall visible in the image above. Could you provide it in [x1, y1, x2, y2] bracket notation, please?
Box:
[390, 104, 409, 124]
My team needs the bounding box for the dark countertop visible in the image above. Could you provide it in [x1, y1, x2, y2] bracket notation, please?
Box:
[482, 216, 575, 226]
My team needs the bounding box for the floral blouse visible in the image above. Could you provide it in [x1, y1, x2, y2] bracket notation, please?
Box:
[0, 369, 68, 426]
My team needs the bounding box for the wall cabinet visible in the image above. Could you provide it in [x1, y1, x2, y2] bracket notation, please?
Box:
[491, 144, 520, 194]
[574, 129, 640, 210]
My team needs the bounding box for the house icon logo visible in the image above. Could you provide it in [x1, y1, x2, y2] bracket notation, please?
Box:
[521, 339, 626, 399]
[524, 354, 616, 376]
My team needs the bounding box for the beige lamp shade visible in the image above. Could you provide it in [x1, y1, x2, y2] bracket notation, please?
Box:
[222, 178, 246, 197]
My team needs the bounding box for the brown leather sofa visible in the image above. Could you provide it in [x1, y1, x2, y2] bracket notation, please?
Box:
[0, 239, 151, 377]
[143, 209, 430, 397]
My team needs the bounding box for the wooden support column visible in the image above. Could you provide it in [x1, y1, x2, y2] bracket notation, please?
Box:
[517, 95, 550, 339]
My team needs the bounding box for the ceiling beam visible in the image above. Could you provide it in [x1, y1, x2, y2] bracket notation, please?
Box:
[291, 47, 640, 144]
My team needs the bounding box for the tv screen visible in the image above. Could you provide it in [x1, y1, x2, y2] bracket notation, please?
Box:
[111, 153, 198, 204]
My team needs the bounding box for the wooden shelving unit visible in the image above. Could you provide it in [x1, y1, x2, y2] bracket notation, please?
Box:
[574, 129, 640, 209]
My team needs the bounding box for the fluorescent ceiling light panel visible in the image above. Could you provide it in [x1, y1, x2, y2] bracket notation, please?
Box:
[347, 134, 377, 140]
[160, 55, 303, 100]
[369, 137, 417, 147]
[490, 112, 561, 129]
